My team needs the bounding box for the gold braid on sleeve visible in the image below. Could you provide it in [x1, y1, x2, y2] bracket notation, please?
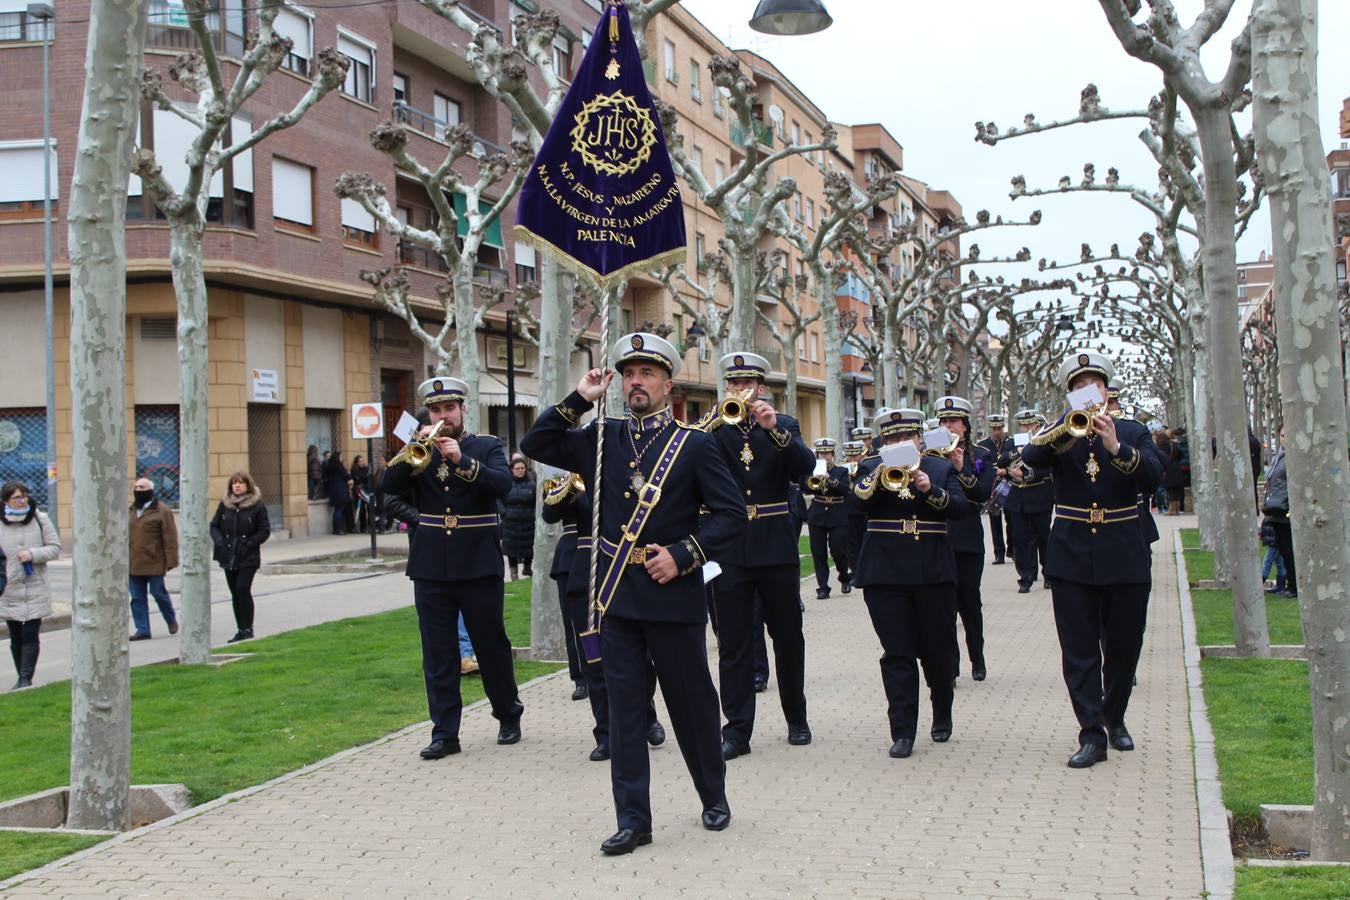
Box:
[453, 457, 481, 482]
[1110, 445, 1140, 474]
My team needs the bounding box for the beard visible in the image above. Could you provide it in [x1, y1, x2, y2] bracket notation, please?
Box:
[628, 389, 652, 412]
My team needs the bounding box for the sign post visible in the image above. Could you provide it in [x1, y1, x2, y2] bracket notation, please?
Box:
[351, 402, 384, 561]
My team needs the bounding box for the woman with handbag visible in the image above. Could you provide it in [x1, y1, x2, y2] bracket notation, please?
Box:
[210, 472, 271, 642]
[0, 481, 61, 689]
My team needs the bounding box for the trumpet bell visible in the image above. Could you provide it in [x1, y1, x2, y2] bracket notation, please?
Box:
[717, 389, 756, 427]
[1066, 409, 1093, 439]
[878, 464, 916, 495]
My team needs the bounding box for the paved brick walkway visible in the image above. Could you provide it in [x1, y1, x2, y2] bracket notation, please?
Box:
[9, 516, 1203, 898]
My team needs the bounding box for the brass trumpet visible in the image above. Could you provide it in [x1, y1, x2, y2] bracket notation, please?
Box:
[1065, 403, 1102, 440]
[542, 472, 585, 505]
[717, 389, 757, 427]
[805, 473, 830, 493]
[388, 419, 444, 474]
[924, 431, 961, 458]
[878, 462, 920, 497]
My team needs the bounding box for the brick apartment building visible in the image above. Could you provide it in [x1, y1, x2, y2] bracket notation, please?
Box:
[0, 0, 961, 535]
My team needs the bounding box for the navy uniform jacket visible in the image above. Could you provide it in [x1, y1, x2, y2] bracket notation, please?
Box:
[1020, 416, 1162, 585]
[845, 455, 874, 524]
[852, 455, 969, 588]
[701, 413, 815, 567]
[521, 393, 745, 625]
[945, 443, 995, 554]
[382, 433, 512, 582]
[976, 435, 1015, 466]
[1118, 414, 1161, 545]
[999, 440, 1054, 514]
[540, 490, 581, 579]
[803, 464, 850, 528]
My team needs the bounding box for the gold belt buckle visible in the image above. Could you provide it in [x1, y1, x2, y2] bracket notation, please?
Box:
[444, 515, 459, 531]
[1088, 508, 1105, 524]
[901, 519, 918, 535]
[747, 504, 759, 520]
[628, 546, 648, 565]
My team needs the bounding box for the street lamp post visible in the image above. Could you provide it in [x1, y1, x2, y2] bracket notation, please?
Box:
[28, 1, 56, 531]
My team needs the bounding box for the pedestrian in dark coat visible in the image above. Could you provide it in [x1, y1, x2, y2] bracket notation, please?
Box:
[1163, 431, 1186, 514]
[210, 471, 271, 643]
[499, 458, 536, 579]
[324, 451, 352, 535]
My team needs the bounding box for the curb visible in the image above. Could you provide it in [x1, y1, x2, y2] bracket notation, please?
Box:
[1175, 528, 1235, 900]
[0, 665, 569, 893]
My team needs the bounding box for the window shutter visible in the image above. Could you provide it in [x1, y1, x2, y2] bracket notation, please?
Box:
[271, 158, 313, 225]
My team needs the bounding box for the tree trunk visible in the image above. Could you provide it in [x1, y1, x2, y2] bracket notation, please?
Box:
[818, 279, 843, 439]
[783, 337, 799, 415]
[728, 244, 757, 351]
[65, 0, 147, 832]
[529, 256, 568, 662]
[1187, 276, 1219, 550]
[452, 266, 482, 432]
[169, 220, 212, 665]
[1193, 105, 1270, 657]
[879, 315, 898, 407]
[1253, 0, 1350, 858]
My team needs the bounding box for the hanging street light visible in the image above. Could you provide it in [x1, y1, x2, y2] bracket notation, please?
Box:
[748, 0, 833, 36]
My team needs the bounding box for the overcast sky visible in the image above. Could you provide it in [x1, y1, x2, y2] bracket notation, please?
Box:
[677, 0, 1350, 299]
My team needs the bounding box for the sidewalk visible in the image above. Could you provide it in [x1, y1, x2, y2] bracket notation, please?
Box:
[7, 515, 1204, 898]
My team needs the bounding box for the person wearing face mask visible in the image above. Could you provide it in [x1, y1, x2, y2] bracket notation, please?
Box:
[210, 471, 272, 643]
[0, 481, 61, 689]
[128, 477, 180, 641]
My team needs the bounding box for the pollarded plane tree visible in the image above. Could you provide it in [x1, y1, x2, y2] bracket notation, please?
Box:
[658, 54, 838, 352]
[847, 204, 1043, 407]
[655, 250, 734, 388]
[131, 1, 348, 665]
[981, 78, 1268, 653]
[753, 248, 819, 415]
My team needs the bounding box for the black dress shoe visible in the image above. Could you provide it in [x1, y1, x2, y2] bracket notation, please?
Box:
[419, 738, 461, 759]
[930, 719, 952, 743]
[571, 682, 588, 701]
[752, 677, 768, 693]
[646, 721, 666, 747]
[589, 744, 610, 762]
[787, 724, 812, 746]
[1067, 743, 1108, 768]
[888, 737, 914, 758]
[721, 738, 751, 760]
[129, 633, 152, 642]
[1043, 578, 1051, 589]
[600, 828, 652, 855]
[1017, 584, 1031, 594]
[840, 580, 852, 594]
[972, 662, 987, 682]
[701, 801, 731, 831]
[815, 587, 829, 600]
[1108, 725, 1135, 751]
[992, 557, 1006, 565]
[497, 716, 522, 745]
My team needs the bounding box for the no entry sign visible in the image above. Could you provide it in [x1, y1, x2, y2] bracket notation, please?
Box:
[351, 402, 384, 440]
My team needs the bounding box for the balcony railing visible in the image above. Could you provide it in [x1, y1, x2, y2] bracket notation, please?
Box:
[395, 248, 508, 289]
[730, 119, 774, 151]
[144, 7, 247, 58]
[0, 12, 53, 42]
[393, 102, 506, 158]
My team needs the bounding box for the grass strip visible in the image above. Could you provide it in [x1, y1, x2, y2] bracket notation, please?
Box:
[0, 580, 551, 809]
[1191, 588, 1304, 647]
[1200, 656, 1312, 827]
[1236, 865, 1350, 899]
[1184, 548, 1215, 585]
[0, 833, 110, 882]
[1181, 527, 1203, 550]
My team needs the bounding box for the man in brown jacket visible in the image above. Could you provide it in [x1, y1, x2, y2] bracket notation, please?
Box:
[129, 477, 180, 640]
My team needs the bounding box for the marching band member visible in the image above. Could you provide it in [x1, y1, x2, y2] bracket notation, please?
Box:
[853, 408, 968, 759]
[933, 396, 995, 682]
[1021, 352, 1162, 768]
[521, 333, 743, 854]
[803, 438, 853, 600]
[842, 439, 868, 578]
[698, 351, 816, 759]
[382, 377, 523, 760]
[976, 414, 1015, 565]
[541, 473, 586, 700]
[1002, 409, 1054, 593]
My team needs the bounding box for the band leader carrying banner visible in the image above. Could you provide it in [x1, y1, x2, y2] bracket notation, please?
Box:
[514, 0, 687, 285]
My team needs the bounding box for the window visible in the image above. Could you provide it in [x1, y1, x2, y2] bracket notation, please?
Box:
[127, 112, 253, 227]
[338, 31, 375, 103]
[433, 94, 461, 136]
[271, 157, 314, 232]
[810, 332, 819, 363]
[806, 197, 815, 228]
[689, 59, 702, 101]
[0, 140, 57, 220]
[694, 231, 705, 261]
[793, 193, 802, 221]
[621, 308, 633, 333]
[1337, 260, 1346, 284]
[514, 240, 536, 284]
[797, 334, 806, 361]
[663, 39, 676, 83]
[791, 120, 800, 146]
[581, 28, 592, 51]
[305, 409, 339, 498]
[804, 131, 813, 162]
[392, 72, 408, 104]
[0, 408, 49, 508]
[551, 34, 572, 80]
[488, 337, 530, 371]
[135, 406, 181, 507]
[0, 2, 53, 42]
[273, 5, 312, 77]
[713, 160, 725, 185]
[341, 197, 378, 248]
[691, 146, 703, 179]
[712, 87, 725, 119]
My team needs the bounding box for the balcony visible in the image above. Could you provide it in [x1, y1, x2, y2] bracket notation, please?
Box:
[730, 119, 774, 151]
[393, 103, 506, 157]
[144, 4, 246, 58]
[754, 345, 783, 370]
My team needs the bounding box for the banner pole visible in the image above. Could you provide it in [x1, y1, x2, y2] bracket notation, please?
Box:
[587, 280, 613, 640]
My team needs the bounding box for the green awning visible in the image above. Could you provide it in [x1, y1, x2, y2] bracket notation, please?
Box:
[453, 194, 504, 248]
